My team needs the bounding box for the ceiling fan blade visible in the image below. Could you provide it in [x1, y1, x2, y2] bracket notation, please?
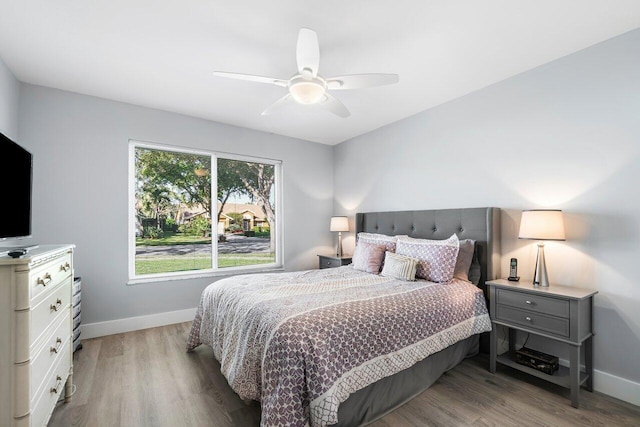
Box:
[320, 93, 350, 118]
[261, 94, 294, 116]
[326, 73, 399, 90]
[296, 28, 320, 77]
[213, 71, 288, 87]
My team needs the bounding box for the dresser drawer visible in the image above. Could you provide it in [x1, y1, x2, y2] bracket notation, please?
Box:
[30, 280, 71, 349]
[30, 312, 71, 401]
[495, 304, 570, 337]
[30, 252, 72, 302]
[496, 288, 569, 318]
[30, 345, 71, 427]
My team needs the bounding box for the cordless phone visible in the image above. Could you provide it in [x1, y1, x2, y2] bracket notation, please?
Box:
[508, 258, 520, 281]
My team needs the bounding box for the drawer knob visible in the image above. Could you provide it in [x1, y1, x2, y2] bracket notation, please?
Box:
[37, 273, 52, 287]
[525, 300, 532, 305]
[50, 298, 63, 311]
[50, 337, 63, 354]
[525, 316, 532, 322]
[60, 262, 71, 272]
[50, 376, 63, 394]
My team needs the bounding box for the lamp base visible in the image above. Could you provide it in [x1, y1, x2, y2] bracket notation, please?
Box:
[336, 232, 343, 257]
[533, 242, 549, 287]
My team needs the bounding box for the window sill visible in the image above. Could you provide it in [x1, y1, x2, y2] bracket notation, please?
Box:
[127, 264, 285, 285]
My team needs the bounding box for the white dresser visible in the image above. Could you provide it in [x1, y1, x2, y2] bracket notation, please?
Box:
[0, 244, 75, 426]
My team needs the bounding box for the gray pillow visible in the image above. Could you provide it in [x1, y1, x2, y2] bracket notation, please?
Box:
[453, 239, 476, 283]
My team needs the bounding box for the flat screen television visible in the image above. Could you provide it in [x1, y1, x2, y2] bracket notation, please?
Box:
[0, 131, 33, 242]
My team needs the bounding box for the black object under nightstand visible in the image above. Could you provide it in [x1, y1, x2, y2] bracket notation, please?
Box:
[318, 255, 352, 269]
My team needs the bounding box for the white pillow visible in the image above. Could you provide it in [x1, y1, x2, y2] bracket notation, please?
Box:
[380, 251, 418, 281]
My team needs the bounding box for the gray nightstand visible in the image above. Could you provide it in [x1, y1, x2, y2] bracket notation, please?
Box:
[487, 279, 597, 408]
[318, 255, 352, 269]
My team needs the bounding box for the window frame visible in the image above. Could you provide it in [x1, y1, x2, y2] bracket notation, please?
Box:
[128, 139, 283, 284]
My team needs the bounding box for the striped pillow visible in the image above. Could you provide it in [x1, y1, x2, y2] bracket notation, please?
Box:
[380, 251, 418, 281]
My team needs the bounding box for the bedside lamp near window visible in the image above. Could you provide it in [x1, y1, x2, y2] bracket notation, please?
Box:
[518, 209, 566, 287]
[330, 216, 349, 257]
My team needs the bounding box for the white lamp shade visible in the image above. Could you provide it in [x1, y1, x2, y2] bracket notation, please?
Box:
[518, 210, 566, 241]
[330, 216, 349, 232]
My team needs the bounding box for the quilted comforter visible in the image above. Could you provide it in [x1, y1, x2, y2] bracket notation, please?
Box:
[187, 266, 491, 427]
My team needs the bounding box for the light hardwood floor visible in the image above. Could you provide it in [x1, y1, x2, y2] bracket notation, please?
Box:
[49, 322, 640, 426]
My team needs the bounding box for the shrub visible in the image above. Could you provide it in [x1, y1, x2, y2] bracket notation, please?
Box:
[227, 223, 243, 233]
[178, 216, 210, 237]
[143, 226, 164, 239]
[163, 218, 178, 232]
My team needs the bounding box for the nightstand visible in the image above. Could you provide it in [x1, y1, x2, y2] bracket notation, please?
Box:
[318, 255, 352, 269]
[487, 279, 597, 408]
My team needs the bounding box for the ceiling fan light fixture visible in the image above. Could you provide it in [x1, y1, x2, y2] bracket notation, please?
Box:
[289, 79, 326, 105]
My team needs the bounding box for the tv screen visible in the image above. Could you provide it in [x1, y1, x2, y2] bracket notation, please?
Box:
[0, 131, 32, 240]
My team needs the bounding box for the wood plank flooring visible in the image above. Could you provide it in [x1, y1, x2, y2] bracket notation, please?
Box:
[49, 322, 640, 426]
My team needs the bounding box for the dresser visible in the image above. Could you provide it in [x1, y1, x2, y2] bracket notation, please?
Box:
[318, 254, 352, 269]
[487, 279, 597, 408]
[0, 244, 75, 426]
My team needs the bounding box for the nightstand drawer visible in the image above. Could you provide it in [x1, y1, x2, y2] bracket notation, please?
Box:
[497, 288, 569, 318]
[318, 255, 351, 269]
[495, 305, 569, 337]
[320, 258, 340, 269]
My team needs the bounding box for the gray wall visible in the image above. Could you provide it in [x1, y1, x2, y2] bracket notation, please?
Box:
[0, 56, 19, 141]
[0, 56, 22, 248]
[18, 84, 334, 324]
[0, 58, 20, 140]
[334, 29, 640, 384]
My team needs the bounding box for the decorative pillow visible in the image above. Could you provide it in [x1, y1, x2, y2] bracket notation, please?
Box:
[356, 232, 400, 253]
[351, 241, 386, 274]
[380, 251, 418, 281]
[453, 239, 476, 283]
[395, 234, 460, 283]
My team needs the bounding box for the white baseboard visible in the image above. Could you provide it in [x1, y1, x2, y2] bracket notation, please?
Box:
[557, 358, 640, 407]
[80, 307, 197, 340]
[593, 369, 640, 407]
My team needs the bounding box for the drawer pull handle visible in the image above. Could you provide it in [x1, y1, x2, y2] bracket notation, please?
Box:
[525, 300, 532, 305]
[37, 273, 52, 287]
[50, 299, 63, 311]
[525, 316, 532, 322]
[50, 376, 63, 394]
[50, 337, 63, 354]
[60, 262, 71, 272]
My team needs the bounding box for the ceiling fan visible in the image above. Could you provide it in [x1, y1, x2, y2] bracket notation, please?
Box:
[213, 28, 399, 118]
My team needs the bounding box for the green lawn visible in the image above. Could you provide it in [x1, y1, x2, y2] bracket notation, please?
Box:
[135, 253, 275, 275]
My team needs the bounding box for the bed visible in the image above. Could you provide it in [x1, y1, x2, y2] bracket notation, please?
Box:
[187, 207, 501, 427]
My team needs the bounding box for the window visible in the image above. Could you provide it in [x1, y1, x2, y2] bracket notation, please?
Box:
[128, 140, 282, 282]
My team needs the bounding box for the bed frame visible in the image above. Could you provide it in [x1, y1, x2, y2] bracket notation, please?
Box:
[332, 207, 501, 426]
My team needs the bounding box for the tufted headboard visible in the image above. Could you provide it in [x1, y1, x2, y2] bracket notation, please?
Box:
[355, 207, 501, 291]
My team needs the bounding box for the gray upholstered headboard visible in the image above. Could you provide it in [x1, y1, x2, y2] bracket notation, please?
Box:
[355, 207, 501, 291]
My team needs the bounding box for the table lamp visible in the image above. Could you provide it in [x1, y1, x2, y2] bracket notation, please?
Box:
[330, 216, 349, 257]
[518, 209, 566, 287]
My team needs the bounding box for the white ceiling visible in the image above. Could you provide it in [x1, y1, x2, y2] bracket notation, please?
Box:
[1, 1, 640, 145]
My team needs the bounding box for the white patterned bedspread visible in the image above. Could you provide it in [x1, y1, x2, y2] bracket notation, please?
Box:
[187, 266, 491, 427]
